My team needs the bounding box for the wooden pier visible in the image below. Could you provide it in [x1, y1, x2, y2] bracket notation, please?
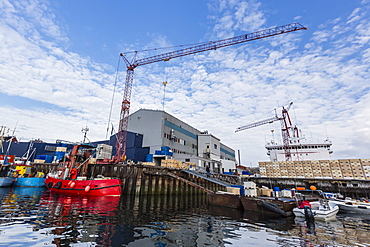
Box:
[32, 163, 370, 198]
[33, 163, 232, 195]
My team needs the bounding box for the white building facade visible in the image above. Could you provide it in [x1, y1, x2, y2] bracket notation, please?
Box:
[127, 109, 237, 172]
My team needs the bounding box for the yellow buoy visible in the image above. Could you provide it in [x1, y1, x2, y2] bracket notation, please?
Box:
[310, 185, 317, 191]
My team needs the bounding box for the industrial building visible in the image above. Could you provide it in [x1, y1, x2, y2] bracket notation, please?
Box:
[128, 109, 237, 173]
[1, 110, 237, 173]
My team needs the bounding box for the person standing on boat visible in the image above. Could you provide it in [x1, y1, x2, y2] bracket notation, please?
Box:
[206, 166, 210, 178]
[70, 167, 78, 180]
[299, 200, 311, 209]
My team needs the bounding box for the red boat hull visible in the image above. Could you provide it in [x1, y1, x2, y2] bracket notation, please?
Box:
[45, 176, 122, 196]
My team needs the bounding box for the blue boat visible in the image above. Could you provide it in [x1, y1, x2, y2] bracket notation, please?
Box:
[13, 177, 45, 187]
[12, 163, 46, 187]
[0, 177, 13, 187]
[0, 164, 13, 187]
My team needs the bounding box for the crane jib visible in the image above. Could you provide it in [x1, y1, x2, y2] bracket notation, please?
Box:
[131, 22, 307, 68]
[115, 24, 306, 161]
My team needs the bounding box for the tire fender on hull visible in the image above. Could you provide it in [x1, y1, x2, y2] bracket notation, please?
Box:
[54, 181, 62, 189]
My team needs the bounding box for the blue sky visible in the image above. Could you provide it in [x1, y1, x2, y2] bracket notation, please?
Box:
[0, 0, 369, 166]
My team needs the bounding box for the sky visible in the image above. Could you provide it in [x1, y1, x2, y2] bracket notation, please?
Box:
[0, 0, 369, 167]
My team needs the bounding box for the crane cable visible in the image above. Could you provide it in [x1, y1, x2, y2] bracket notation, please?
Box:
[121, 40, 215, 55]
[106, 55, 121, 139]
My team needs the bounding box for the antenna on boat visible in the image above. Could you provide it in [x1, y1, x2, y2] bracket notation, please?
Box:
[3, 122, 17, 165]
[324, 127, 330, 141]
[106, 55, 121, 139]
[0, 126, 8, 152]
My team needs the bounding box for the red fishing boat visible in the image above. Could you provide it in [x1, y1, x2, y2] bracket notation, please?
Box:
[45, 144, 122, 196]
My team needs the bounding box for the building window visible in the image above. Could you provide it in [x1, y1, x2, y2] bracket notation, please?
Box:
[214, 144, 217, 149]
[185, 159, 190, 162]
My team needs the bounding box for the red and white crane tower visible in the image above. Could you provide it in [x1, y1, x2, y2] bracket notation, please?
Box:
[115, 23, 307, 162]
[235, 102, 299, 161]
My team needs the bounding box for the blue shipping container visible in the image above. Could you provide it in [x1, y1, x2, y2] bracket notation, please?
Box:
[273, 187, 280, 191]
[145, 154, 153, 162]
[36, 155, 53, 163]
[36, 155, 47, 160]
[45, 155, 53, 163]
[161, 151, 171, 156]
[54, 151, 65, 161]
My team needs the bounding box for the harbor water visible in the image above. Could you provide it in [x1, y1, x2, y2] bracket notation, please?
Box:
[0, 187, 370, 246]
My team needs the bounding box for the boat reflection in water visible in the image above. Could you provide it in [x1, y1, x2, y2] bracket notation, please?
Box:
[12, 186, 45, 197]
[1, 186, 45, 210]
[40, 192, 120, 246]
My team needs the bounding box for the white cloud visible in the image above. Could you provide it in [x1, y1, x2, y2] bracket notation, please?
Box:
[209, 0, 266, 39]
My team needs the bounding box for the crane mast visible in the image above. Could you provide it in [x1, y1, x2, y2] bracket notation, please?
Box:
[115, 23, 307, 162]
[280, 103, 294, 160]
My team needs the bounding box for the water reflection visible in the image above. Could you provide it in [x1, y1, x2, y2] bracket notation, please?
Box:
[40, 192, 120, 246]
[1, 188, 370, 246]
[0, 187, 45, 223]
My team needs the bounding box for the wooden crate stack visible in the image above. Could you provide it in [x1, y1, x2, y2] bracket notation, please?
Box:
[311, 160, 323, 178]
[279, 162, 289, 178]
[287, 162, 296, 178]
[161, 159, 190, 169]
[329, 160, 343, 179]
[362, 159, 370, 180]
[294, 161, 305, 178]
[302, 161, 313, 178]
[339, 159, 354, 179]
[259, 162, 267, 177]
[258, 159, 370, 180]
[349, 159, 365, 180]
[320, 160, 332, 179]
[266, 162, 275, 177]
[272, 162, 281, 177]
[142, 162, 156, 166]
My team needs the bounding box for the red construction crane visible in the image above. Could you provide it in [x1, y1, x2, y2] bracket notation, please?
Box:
[235, 102, 299, 161]
[115, 23, 307, 162]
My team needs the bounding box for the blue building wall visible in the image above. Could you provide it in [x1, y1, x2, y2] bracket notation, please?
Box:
[0, 131, 149, 163]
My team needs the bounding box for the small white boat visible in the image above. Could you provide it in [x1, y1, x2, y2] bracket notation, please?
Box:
[331, 198, 370, 214]
[293, 199, 339, 221]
